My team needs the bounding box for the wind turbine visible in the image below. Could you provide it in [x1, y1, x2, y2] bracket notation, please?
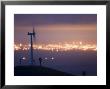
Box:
[28, 27, 36, 65]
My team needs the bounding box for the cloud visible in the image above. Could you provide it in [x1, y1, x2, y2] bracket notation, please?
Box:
[37, 24, 96, 31]
[15, 23, 96, 32]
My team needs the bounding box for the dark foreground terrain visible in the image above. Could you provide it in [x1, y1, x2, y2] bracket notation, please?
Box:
[14, 66, 74, 76]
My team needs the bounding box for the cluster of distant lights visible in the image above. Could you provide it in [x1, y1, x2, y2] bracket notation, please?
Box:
[14, 41, 97, 52]
[20, 56, 54, 60]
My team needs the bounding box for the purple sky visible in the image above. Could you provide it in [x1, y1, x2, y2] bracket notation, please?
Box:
[14, 14, 97, 44]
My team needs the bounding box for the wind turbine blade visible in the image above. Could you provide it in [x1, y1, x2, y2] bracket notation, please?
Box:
[33, 27, 36, 44]
[33, 27, 35, 37]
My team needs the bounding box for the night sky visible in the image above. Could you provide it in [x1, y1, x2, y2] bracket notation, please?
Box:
[14, 14, 97, 44]
[14, 14, 97, 75]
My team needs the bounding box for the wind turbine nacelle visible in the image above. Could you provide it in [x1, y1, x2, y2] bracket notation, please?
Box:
[28, 32, 34, 35]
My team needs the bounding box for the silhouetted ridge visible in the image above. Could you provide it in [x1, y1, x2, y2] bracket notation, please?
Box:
[14, 66, 74, 76]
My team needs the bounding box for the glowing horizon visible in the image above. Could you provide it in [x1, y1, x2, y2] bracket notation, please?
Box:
[15, 14, 97, 45]
[14, 41, 97, 52]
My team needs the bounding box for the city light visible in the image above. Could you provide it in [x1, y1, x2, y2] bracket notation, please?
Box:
[14, 41, 97, 51]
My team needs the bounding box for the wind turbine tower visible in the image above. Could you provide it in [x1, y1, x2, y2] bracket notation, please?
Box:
[28, 27, 36, 65]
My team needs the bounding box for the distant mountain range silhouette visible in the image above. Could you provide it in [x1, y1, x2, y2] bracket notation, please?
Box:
[14, 66, 74, 76]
